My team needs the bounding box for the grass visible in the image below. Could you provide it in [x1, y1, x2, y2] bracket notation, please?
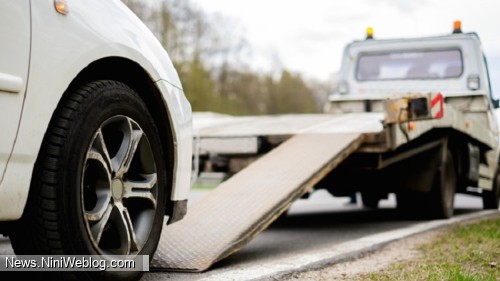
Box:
[361, 216, 500, 281]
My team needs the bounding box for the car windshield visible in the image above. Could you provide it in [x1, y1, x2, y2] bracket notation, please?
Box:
[356, 49, 463, 81]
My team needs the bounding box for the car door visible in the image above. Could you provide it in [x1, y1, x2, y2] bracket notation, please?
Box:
[0, 1, 31, 182]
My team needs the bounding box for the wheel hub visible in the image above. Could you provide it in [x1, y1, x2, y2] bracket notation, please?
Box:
[82, 115, 159, 256]
[111, 179, 124, 200]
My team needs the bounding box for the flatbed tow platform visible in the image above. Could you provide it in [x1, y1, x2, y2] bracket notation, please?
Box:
[151, 113, 383, 271]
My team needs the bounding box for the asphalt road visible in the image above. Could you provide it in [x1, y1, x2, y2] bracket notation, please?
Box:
[143, 189, 485, 281]
[0, 189, 487, 280]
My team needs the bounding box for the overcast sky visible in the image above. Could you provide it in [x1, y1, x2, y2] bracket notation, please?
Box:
[193, 0, 500, 95]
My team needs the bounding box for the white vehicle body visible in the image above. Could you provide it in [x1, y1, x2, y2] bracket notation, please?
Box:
[0, 1, 192, 280]
[0, 0, 192, 220]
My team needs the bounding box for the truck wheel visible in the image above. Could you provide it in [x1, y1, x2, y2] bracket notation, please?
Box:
[428, 149, 456, 219]
[482, 165, 500, 209]
[361, 192, 380, 209]
[10, 80, 167, 281]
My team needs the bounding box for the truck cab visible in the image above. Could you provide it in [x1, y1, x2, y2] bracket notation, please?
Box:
[321, 22, 500, 217]
[327, 22, 497, 116]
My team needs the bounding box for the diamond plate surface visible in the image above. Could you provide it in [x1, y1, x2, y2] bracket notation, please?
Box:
[152, 133, 364, 271]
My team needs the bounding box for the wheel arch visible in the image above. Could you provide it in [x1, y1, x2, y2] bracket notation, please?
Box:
[68, 57, 176, 217]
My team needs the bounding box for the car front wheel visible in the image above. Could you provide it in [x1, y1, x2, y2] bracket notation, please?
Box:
[10, 80, 168, 281]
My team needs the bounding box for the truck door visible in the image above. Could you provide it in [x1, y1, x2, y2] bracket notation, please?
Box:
[0, 1, 31, 182]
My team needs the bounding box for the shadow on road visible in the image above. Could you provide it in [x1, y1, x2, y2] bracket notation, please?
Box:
[211, 195, 483, 270]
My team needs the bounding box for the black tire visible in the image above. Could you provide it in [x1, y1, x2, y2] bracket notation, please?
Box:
[482, 165, 500, 209]
[361, 192, 380, 209]
[428, 149, 456, 219]
[10, 80, 167, 281]
[396, 149, 456, 219]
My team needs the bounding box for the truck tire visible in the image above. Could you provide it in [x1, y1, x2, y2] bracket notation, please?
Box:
[10, 80, 167, 281]
[482, 165, 500, 209]
[428, 149, 456, 219]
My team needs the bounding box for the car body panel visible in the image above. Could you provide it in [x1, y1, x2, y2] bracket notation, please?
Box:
[155, 79, 193, 200]
[0, 0, 31, 184]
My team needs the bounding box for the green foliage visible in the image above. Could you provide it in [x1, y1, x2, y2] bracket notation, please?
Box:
[212, 68, 319, 115]
[176, 59, 219, 112]
[273, 70, 318, 114]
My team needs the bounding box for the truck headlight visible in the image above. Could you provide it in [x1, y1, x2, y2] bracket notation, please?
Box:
[338, 81, 349, 95]
[467, 75, 480, 91]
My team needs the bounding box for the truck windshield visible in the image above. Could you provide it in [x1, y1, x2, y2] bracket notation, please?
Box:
[356, 49, 463, 81]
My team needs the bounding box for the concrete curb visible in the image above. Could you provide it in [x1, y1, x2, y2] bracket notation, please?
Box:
[198, 210, 499, 281]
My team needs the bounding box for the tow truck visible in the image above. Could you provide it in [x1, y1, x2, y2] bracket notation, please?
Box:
[151, 21, 500, 272]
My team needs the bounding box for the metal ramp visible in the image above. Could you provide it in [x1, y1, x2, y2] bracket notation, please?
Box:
[152, 132, 365, 272]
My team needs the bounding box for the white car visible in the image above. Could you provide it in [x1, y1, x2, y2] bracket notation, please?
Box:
[0, 0, 192, 280]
